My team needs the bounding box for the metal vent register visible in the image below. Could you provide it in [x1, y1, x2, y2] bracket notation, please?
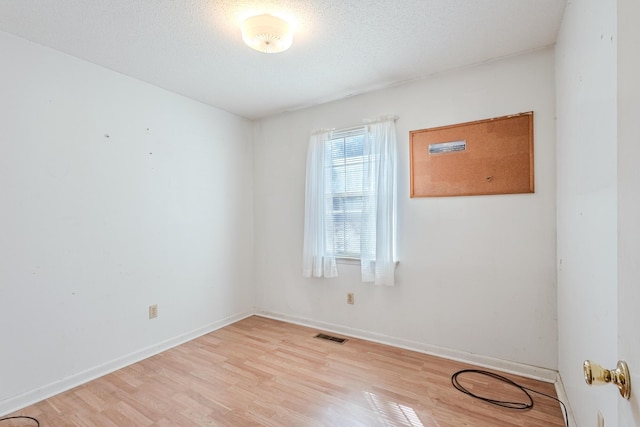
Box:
[314, 333, 348, 344]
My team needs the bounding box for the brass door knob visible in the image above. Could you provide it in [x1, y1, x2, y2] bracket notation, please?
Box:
[583, 360, 631, 399]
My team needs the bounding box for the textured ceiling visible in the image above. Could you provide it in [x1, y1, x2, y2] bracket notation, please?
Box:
[0, 0, 567, 119]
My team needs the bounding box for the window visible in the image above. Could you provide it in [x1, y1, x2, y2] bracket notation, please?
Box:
[326, 128, 369, 259]
[303, 116, 398, 285]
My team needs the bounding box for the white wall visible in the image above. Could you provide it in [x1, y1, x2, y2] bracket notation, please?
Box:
[0, 31, 255, 414]
[253, 49, 558, 372]
[555, 0, 619, 426]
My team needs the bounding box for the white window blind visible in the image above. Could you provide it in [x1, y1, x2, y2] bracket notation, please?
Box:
[325, 127, 371, 259]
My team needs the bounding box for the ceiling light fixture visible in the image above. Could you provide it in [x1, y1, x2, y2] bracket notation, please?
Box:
[241, 14, 293, 53]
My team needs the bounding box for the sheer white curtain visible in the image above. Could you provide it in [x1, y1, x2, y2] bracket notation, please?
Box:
[302, 117, 397, 285]
[302, 130, 338, 278]
[360, 117, 398, 286]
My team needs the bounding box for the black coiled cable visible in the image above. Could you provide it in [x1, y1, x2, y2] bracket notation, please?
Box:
[451, 369, 569, 426]
[0, 416, 40, 426]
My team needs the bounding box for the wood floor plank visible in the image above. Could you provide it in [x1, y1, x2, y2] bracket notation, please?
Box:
[3, 316, 566, 426]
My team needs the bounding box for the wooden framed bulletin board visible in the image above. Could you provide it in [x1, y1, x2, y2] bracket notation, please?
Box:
[409, 112, 534, 198]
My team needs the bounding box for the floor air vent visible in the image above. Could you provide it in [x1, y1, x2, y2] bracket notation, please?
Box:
[314, 333, 347, 344]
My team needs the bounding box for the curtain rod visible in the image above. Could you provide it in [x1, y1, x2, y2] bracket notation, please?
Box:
[312, 115, 398, 136]
[363, 115, 399, 125]
[333, 115, 399, 133]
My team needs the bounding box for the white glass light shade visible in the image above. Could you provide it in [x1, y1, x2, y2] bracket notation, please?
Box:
[241, 14, 293, 53]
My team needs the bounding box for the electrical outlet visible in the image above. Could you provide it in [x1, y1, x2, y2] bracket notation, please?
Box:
[149, 304, 158, 319]
[597, 410, 604, 427]
[347, 293, 354, 304]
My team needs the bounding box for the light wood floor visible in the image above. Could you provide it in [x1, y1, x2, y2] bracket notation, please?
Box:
[4, 316, 566, 426]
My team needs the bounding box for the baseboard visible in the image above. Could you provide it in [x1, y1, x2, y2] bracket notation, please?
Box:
[554, 372, 576, 427]
[3, 308, 563, 418]
[0, 310, 254, 417]
[255, 308, 558, 383]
